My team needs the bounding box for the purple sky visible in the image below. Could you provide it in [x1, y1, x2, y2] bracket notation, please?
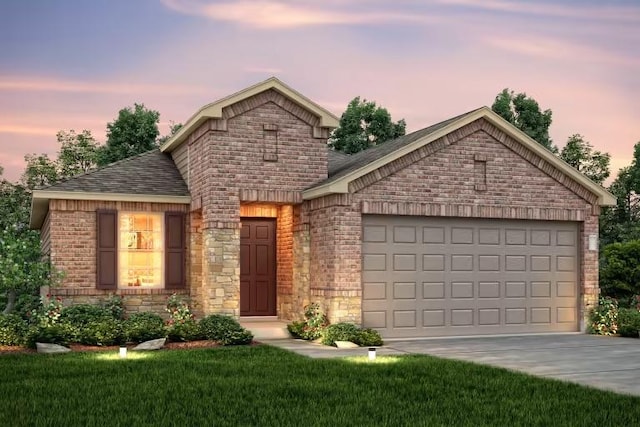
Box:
[1, 0, 638, 183]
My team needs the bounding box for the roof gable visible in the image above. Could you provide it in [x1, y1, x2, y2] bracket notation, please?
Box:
[161, 77, 339, 153]
[304, 106, 616, 206]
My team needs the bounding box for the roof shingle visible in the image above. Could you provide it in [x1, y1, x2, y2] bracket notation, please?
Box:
[39, 149, 189, 196]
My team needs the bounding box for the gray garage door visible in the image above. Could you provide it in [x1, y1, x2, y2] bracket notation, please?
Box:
[362, 215, 579, 338]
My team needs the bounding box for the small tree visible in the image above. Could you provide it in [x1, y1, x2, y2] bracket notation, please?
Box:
[329, 97, 406, 154]
[492, 89, 556, 152]
[560, 134, 610, 185]
[0, 179, 57, 314]
[97, 103, 161, 166]
[21, 154, 58, 190]
[57, 130, 99, 178]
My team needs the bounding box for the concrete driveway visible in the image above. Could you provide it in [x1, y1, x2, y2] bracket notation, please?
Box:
[267, 334, 640, 396]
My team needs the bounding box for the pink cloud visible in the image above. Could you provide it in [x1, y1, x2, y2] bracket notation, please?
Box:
[0, 76, 205, 95]
[483, 36, 640, 67]
[438, 0, 640, 23]
[161, 0, 433, 28]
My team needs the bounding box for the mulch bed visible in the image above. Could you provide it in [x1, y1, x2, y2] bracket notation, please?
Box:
[0, 340, 226, 355]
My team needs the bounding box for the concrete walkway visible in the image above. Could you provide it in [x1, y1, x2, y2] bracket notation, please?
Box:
[264, 334, 640, 396]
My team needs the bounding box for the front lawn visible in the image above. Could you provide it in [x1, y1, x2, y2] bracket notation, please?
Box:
[1, 345, 638, 426]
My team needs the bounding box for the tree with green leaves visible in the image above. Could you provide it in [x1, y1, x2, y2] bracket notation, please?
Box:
[492, 89, 556, 152]
[599, 143, 640, 246]
[0, 173, 56, 314]
[57, 130, 99, 177]
[97, 103, 161, 166]
[158, 122, 184, 145]
[329, 97, 406, 154]
[21, 154, 58, 190]
[21, 130, 100, 190]
[560, 134, 610, 185]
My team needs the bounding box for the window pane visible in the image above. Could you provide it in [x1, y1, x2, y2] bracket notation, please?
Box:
[118, 213, 163, 288]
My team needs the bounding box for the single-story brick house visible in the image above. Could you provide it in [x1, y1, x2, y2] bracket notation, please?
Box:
[30, 77, 615, 338]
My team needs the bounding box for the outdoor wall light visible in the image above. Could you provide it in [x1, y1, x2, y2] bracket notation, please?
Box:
[368, 347, 376, 361]
[119, 346, 127, 359]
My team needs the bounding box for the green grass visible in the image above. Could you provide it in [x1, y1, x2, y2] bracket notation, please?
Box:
[1, 345, 639, 426]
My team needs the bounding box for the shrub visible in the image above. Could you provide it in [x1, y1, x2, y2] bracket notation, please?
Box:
[25, 323, 74, 348]
[618, 308, 640, 338]
[199, 315, 253, 345]
[356, 328, 383, 347]
[166, 319, 202, 342]
[165, 293, 193, 323]
[321, 322, 360, 346]
[0, 314, 28, 346]
[29, 295, 63, 327]
[14, 293, 41, 320]
[122, 312, 166, 343]
[101, 294, 125, 320]
[76, 318, 124, 346]
[600, 241, 640, 300]
[588, 296, 618, 336]
[287, 321, 305, 339]
[287, 303, 329, 340]
[321, 323, 384, 347]
[60, 304, 112, 325]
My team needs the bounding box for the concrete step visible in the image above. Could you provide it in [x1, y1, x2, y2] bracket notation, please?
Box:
[239, 319, 291, 340]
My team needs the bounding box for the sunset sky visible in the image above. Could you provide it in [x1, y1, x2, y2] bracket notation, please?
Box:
[1, 0, 638, 183]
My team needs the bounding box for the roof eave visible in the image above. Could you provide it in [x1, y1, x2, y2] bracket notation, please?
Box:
[29, 190, 191, 229]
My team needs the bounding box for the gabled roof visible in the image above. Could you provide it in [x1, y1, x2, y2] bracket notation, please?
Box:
[308, 106, 616, 206]
[161, 77, 340, 153]
[30, 149, 190, 229]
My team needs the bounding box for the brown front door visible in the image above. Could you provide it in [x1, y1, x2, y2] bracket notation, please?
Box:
[240, 218, 276, 316]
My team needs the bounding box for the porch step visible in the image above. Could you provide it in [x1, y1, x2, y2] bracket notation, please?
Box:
[240, 320, 291, 340]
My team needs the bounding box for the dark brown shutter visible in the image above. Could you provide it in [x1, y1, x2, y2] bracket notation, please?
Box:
[96, 210, 117, 289]
[165, 212, 186, 289]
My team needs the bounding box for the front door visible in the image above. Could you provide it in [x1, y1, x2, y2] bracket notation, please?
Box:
[240, 218, 276, 316]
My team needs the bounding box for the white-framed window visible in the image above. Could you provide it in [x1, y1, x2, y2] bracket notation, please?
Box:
[118, 212, 164, 288]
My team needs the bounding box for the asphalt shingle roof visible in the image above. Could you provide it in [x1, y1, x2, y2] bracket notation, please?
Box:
[323, 108, 482, 185]
[40, 149, 189, 196]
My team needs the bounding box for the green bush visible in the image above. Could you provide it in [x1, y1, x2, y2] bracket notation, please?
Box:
[0, 314, 28, 346]
[122, 312, 166, 343]
[76, 318, 124, 346]
[356, 328, 383, 347]
[600, 241, 640, 300]
[166, 319, 202, 342]
[287, 303, 329, 340]
[287, 321, 305, 339]
[321, 322, 360, 346]
[25, 323, 74, 348]
[101, 294, 125, 320]
[588, 296, 619, 336]
[199, 315, 253, 345]
[321, 323, 384, 347]
[618, 308, 640, 338]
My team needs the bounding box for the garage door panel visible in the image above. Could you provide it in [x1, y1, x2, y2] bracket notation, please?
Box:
[423, 282, 445, 299]
[362, 215, 579, 338]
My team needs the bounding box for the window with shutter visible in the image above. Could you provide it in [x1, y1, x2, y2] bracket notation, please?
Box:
[95, 210, 185, 290]
[165, 212, 186, 289]
[96, 210, 117, 289]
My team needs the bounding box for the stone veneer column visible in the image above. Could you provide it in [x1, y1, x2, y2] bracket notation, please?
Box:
[290, 226, 311, 320]
[189, 211, 205, 318]
[202, 227, 241, 316]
